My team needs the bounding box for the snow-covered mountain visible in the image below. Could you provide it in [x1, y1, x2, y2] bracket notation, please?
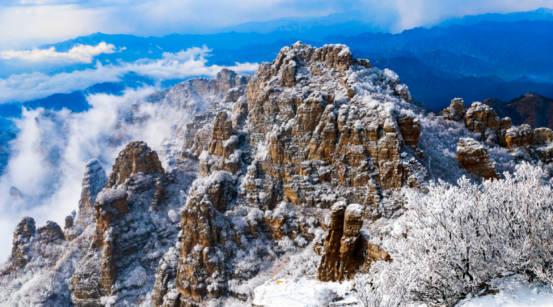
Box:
[2, 42, 553, 306]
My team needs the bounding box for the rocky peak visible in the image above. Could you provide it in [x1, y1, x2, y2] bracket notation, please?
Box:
[465, 102, 500, 140]
[456, 138, 497, 179]
[69, 141, 185, 306]
[78, 159, 107, 223]
[108, 141, 164, 187]
[37, 221, 65, 243]
[244, 42, 422, 210]
[505, 124, 534, 148]
[442, 98, 465, 121]
[10, 42, 553, 307]
[169, 42, 417, 305]
[176, 173, 234, 303]
[215, 68, 248, 94]
[9, 217, 36, 269]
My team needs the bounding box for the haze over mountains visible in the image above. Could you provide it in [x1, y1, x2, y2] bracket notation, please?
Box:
[2, 8, 552, 112]
[0, 8, 552, 171]
[2, 5, 553, 306]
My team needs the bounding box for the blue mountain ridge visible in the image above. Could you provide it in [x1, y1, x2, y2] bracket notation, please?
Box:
[0, 8, 552, 173]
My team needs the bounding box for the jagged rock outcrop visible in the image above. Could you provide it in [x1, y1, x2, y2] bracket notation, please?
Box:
[155, 42, 419, 305]
[5, 218, 65, 272]
[78, 160, 107, 223]
[180, 70, 249, 159]
[176, 172, 235, 304]
[9, 217, 36, 270]
[8, 42, 553, 307]
[243, 42, 423, 211]
[200, 111, 241, 175]
[456, 138, 497, 179]
[37, 221, 65, 243]
[318, 202, 389, 282]
[108, 141, 164, 187]
[71, 142, 180, 306]
[151, 248, 179, 307]
[464, 102, 502, 144]
[445, 98, 553, 165]
[398, 114, 421, 147]
[442, 98, 465, 121]
[505, 124, 534, 148]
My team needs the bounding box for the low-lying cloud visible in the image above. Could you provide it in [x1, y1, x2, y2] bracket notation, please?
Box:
[0, 42, 116, 64]
[0, 46, 257, 103]
[0, 86, 194, 261]
[0, 45, 258, 261]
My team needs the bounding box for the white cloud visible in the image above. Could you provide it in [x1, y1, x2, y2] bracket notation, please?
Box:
[364, 0, 553, 30]
[0, 4, 123, 49]
[0, 0, 551, 50]
[0, 42, 116, 64]
[1, 0, 552, 49]
[0, 46, 257, 260]
[0, 46, 258, 103]
[0, 85, 195, 261]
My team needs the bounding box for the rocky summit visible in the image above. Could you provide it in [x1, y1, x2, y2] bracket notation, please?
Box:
[1, 42, 553, 306]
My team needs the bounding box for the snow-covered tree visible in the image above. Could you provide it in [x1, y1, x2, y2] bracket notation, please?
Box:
[356, 163, 553, 306]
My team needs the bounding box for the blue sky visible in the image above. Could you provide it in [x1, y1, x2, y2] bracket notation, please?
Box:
[1, 0, 553, 49]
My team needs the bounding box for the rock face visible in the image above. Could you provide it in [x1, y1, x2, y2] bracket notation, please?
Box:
[505, 124, 534, 148]
[464, 102, 501, 142]
[175, 173, 234, 303]
[318, 202, 389, 282]
[70, 142, 182, 306]
[78, 160, 107, 223]
[456, 138, 497, 179]
[108, 141, 164, 187]
[442, 98, 465, 121]
[9, 217, 36, 270]
[243, 42, 423, 211]
[398, 114, 421, 147]
[168, 42, 414, 305]
[6, 42, 553, 307]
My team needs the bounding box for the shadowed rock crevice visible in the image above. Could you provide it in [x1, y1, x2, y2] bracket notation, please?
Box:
[318, 202, 390, 282]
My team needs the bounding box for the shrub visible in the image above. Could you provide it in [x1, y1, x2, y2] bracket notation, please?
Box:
[357, 163, 553, 306]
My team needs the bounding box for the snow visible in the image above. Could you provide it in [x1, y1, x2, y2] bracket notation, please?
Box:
[458, 275, 553, 307]
[167, 209, 179, 223]
[345, 203, 363, 217]
[96, 187, 127, 205]
[383, 68, 400, 83]
[124, 265, 148, 288]
[252, 278, 359, 307]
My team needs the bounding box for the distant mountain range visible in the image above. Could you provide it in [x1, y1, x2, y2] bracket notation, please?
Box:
[23, 8, 551, 111]
[486, 93, 553, 129]
[0, 8, 552, 171]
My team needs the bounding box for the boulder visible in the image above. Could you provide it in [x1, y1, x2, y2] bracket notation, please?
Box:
[442, 98, 465, 121]
[533, 127, 553, 146]
[465, 102, 500, 141]
[505, 124, 534, 148]
[456, 138, 497, 179]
